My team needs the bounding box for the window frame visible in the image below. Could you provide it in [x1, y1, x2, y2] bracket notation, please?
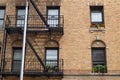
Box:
[0, 7, 5, 28]
[47, 6, 60, 27]
[12, 47, 22, 72]
[16, 6, 25, 27]
[45, 47, 59, 67]
[90, 6, 104, 24]
[91, 47, 107, 73]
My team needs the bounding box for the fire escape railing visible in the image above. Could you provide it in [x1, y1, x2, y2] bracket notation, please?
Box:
[1, 0, 64, 76]
[6, 15, 64, 28]
[29, 0, 49, 27]
[2, 58, 63, 74]
[18, 29, 46, 71]
[5, 15, 64, 34]
[26, 38, 46, 71]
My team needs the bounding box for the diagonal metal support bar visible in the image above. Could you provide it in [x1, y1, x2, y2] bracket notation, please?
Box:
[26, 38, 46, 71]
[29, 0, 49, 28]
[19, 29, 46, 71]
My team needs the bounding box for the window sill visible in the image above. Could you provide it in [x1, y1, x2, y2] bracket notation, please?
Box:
[89, 27, 105, 33]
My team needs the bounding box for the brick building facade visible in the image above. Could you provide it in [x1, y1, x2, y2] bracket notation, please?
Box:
[0, 0, 120, 80]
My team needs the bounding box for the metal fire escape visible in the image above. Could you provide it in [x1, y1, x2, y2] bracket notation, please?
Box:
[0, 0, 63, 78]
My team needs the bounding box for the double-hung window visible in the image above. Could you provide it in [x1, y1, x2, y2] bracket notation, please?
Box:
[45, 48, 58, 67]
[92, 48, 107, 73]
[12, 48, 22, 72]
[47, 7, 59, 27]
[92, 48, 106, 65]
[0, 7, 5, 28]
[90, 6, 104, 24]
[16, 7, 25, 27]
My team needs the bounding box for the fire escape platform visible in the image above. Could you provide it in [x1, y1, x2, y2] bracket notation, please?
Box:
[1, 72, 63, 77]
[5, 15, 64, 35]
[5, 27, 49, 33]
[1, 0, 64, 78]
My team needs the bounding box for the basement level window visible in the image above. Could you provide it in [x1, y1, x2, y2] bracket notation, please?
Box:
[90, 6, 104, 24]
[0, 7, 5, 28]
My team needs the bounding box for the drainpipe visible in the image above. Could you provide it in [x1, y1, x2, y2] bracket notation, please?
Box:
[20, 1, 28, 80]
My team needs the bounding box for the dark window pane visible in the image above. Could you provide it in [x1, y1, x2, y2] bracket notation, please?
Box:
[12, 60, 21, 72]
[92, 49, 105, 62]
[93, 62, 105, 65]
[12, 48, 22, 72]
[92, 48, 107, 73]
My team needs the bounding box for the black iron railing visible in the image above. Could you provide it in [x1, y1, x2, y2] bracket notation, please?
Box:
[6, 15, 64, 28]
[1, 58, 63, 74]
[5, 15, 64, 34]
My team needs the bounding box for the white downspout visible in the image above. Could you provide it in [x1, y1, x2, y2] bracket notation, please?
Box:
[20, 1, 28, 80]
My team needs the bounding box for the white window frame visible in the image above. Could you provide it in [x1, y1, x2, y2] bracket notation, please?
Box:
[47, 8, 59, 27]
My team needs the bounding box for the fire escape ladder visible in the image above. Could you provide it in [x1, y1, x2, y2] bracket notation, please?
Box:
[19, 29, 46, 71]
[29, 0, 49, 28]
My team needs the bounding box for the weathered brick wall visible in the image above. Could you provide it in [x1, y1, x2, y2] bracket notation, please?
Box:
[60, 0, 120, 74]
[0, 0, 120, 80]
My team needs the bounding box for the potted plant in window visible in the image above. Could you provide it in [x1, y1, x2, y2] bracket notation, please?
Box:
[93, 65, 106, 73]
[90, 24, 99, 31]
[90, 24, 98, 28]
[46, 65, 59, 72]
[46, 64, 54, 72]
[91, 24, 105, 28]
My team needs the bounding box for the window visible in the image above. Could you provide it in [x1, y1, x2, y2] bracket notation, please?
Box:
[47, 7, 59, 27]
[90, 6, 104, 24]
[12, 48, 22, 72]
[91, 40, 107, 73]
[45, 48, 58, 67]
[16, 7, 25, 27]
[0, 7, 5, 28]
[92, 48, 107, 73]
[92, 48, 106, 65]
